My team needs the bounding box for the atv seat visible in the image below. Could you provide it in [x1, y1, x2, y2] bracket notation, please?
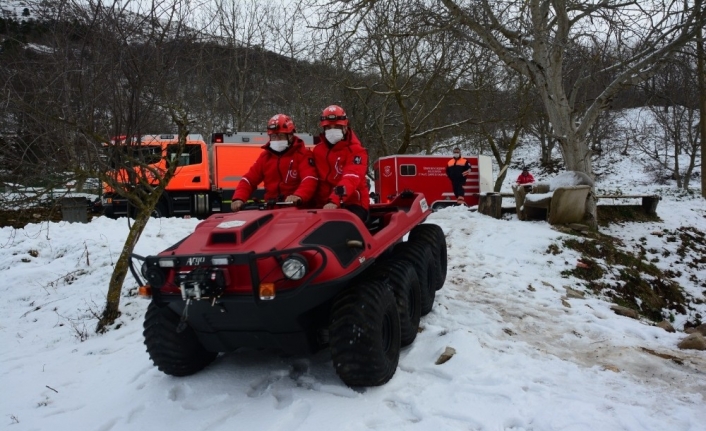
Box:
[367, 207, 398, 234]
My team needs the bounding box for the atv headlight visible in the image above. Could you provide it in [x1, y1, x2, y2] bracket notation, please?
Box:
[211, 256, 230, 266]
[158, 258, 177, 268]
[282, 254, 307, 280]
[145, 267, 165, 288]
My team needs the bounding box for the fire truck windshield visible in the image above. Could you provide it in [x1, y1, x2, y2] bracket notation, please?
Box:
[166, 144, 203, 167]
[105, 145, 162, 168]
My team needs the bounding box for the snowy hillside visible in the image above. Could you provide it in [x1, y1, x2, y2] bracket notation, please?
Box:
[1, 117, 705, 430]
[1, 0, 42, 20]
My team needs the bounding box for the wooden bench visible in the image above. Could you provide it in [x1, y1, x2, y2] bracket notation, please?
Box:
[595, 194, 660, 215]
[513, 184, 592, 225]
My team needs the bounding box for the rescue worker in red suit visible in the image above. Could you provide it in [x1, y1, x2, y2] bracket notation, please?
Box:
[446, 147, 472, 205]
[231, 114, 318, 211]
[516, 167, 535, 185]
[312, 105, 369, 222]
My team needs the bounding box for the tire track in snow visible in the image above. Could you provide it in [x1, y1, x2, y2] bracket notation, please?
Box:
[433, 210, 706, 400]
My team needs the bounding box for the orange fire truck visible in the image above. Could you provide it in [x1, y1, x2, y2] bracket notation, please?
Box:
[373, 154, 494, 210]
[101, 132, 314, 218]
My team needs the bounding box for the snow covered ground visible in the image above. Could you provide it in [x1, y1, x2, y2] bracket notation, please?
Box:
[2, 138, 705, 431]
[2, 1, 704, 425]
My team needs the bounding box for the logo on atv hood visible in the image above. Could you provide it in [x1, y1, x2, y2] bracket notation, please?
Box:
[217, 220, 247, 229]
[186, 256, 206, 266]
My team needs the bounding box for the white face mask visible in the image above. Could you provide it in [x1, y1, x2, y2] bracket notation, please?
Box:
[325, 128, 344, 144]
[453, 153, 460, 159]
[269, 140, 289, 152]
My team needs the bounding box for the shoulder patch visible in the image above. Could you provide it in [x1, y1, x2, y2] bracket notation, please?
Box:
[353, 156, 362, 165]
[308, 157, 315, 166]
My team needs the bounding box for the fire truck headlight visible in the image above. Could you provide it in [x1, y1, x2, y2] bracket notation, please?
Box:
[282, 254, 307, 280]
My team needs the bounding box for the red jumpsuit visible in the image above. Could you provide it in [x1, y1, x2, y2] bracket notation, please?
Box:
[232, 137, 318, 203]
[312, 129, 369, 211]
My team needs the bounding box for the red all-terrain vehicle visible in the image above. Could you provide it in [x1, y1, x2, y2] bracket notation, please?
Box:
[131, 191, 447, 387]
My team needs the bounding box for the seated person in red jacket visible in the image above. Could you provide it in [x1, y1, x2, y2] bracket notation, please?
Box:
[516, 167, 535, 185]
[312, 104, 369, 222]
[231, 114, 318, 211]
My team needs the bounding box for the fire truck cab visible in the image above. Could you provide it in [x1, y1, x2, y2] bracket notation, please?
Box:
[101, 132, 314, 218]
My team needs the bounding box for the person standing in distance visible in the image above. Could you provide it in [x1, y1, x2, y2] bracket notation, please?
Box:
[230, 114, 318, 211]
[446, 147, 472, 205]
[312, 105, 369, 222]
[516, 167, 535, 186]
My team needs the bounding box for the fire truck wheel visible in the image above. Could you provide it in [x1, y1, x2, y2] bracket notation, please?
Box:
[408, 224, 447, 290]
[329, 279, 401, 387]
[368, 258, 421, 346]
[151, 202, 168, 218]
[143, 302, 217, 376]
[392, 241, 438, 315]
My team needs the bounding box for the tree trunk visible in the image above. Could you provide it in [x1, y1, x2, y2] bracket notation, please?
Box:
[494, 166, 509, 192]
[674, 139, 682, 189]
[487, 127, 520, 192]
[96, 116, 189, 333]
[698, 0, 706, 198]
[540, 137, 557, 166]
[96, 210, 151, 332]
[75, 177, 86, 192]
[478, 193, 502, 219]
[557, 135, 597, 228]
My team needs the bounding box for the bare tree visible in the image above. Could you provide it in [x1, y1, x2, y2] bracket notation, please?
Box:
[527, 109, 560, 167]
[329, 0, 706, 225]
[1, 1, 113, 212]
[634, 47, 702, 190]
[653, 105, 701, 190]
[697, 0, 706, 198]
[197, 0, 287, 132]
[460, 68, 538, 190]
[623, 105, 700, 190]
[312, 0, 484, 162]
[0, 0, 208, 330]
[90, 0, 207, 331]
[583, 111, 620, 160]
[184, 0, 325, 137]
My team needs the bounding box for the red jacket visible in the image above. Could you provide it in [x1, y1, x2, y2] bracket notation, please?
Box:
[312, 129, 369, 210]
[516, 172, 535, 185]
[232, 137, 318, 203]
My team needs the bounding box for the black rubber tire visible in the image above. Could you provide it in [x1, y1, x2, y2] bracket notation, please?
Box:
[409, 223, 448, 290]
[329, 280, 401, 387]
[143, 302, 217, 376]
[369, 258, 421, 346]
[392, 241, 439, 315]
